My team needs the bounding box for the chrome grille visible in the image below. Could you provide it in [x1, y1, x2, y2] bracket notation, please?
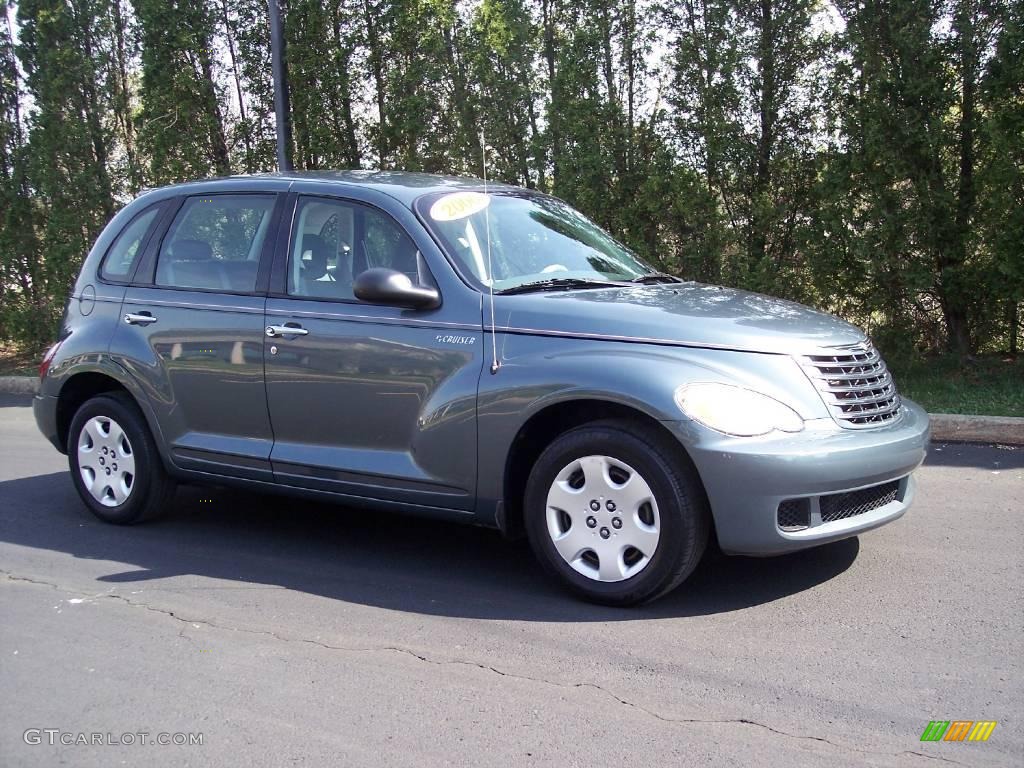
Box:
[802, 342, 901, 428]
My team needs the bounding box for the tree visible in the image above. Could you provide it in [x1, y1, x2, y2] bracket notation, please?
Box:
[0, 7, 47, 348]
[827, 0, 1008, 356]
[470, 0, 544, 187]
[15, 0, 118, 342]
[133, 0, 231, 183]
[0, 0, 1019, 359]
[977, 1, 1023, 353]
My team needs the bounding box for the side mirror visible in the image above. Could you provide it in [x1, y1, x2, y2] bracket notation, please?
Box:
[353, 268, 441, 310]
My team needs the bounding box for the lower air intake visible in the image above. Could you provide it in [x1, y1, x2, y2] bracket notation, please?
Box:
[777, 498, 810, 531]
[819, 481, 900, 523]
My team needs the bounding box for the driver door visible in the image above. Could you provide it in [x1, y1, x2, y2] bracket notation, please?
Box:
[263, 194, 483, 511]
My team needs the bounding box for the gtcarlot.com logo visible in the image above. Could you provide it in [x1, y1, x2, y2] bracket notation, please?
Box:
[920, 721, 997, 742]
[23, 729, 204, 747]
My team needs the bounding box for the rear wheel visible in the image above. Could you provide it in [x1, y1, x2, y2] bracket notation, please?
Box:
[68, 393, 175, 524]
[524, 419, 709, 605]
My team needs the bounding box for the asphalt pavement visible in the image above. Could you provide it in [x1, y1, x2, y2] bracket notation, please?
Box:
[1, 393, 1021, 767]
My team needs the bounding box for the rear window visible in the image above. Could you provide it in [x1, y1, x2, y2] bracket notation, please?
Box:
[99, 207, 161, 282]
[155, 195, 275, 293]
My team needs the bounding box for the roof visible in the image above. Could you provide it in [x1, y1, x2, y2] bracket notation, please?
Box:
[231, 170, 522, 205]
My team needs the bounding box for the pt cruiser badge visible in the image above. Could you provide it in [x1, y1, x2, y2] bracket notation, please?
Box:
[436, 334, 476, 345]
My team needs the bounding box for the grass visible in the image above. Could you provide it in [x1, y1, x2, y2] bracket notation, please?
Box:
[2, 342, 1020, 417]
[888, 354, 1023, 417]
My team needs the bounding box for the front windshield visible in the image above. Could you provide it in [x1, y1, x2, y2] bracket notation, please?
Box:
[415, 191, 656, 291]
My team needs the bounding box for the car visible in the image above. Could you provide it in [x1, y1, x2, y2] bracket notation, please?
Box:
[33, 171, 930, 605]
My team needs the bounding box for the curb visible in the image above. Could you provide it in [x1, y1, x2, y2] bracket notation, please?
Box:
[928, 413, 1024, 446]
[0, 376, 39, 395]
[1, 375, 1020, 445]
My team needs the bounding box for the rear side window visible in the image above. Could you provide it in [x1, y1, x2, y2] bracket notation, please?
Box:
[99, 207, 160, 282]
[155, 195, 275, 292]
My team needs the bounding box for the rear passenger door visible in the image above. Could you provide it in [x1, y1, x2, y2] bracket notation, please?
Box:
[114, 192, 283, 481]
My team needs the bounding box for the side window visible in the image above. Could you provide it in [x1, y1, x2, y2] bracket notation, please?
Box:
[363, 208, 420, 280]
[99, 207, 160, 281]
[155, 195, 275, 292]
[288, 197, 427, 300]
[288, 198, 355, 299]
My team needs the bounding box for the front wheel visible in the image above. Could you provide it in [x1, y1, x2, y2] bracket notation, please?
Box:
[524, 420, 709, 606]
[68, 393, 176, 524]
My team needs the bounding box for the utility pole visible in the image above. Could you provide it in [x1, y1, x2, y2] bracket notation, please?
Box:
[268, 0, 293, 171]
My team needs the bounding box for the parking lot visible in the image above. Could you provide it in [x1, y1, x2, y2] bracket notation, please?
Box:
[0, 392, 1020, 766]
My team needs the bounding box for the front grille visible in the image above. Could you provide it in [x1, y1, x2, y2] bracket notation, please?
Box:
[777, 498, 810, 531]
[819, 480, 900, 523]
[802, 342, 901, 428]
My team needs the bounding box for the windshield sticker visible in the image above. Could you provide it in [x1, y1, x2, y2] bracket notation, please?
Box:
[429, 192, 490, 222]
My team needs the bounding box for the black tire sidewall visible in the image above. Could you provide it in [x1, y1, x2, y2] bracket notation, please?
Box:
[67, 394, 162, 524]
[524, 422, 705, 605]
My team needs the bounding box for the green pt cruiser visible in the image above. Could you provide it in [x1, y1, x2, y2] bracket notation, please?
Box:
[33, 171, 930, 605]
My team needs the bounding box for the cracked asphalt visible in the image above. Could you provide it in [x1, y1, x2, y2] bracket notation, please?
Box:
[0, 393, 1021, 767]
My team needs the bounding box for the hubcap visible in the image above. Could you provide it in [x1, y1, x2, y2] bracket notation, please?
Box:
[545, 455, 660, 582]
[77, 416, 136, 507]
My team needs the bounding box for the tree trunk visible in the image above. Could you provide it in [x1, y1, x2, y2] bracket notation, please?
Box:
[111, 0, 140, 190]
[196, 45, 231, 175]
[76, 8, 114, 220]
[1008, 301, 1018, 356]
[624, 0, 636, 173]
[330, 5, 361, 168]
[363, 0, 388, 167]
[218, 0, 251, 171]
[949, 0, 977, 357]
[542, 0, 559, 181]
[748, 0, 775, 281]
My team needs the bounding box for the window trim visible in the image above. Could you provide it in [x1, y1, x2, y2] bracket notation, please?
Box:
[96, 202, 167, 286]
[141, 192, 284, 297]
[270, 193, 438, 305]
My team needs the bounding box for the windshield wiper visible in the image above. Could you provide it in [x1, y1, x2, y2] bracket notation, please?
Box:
[629, 272, 683, 284]
[496, 277, 622, 295]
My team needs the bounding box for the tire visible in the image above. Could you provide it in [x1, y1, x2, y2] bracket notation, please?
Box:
[67, 392, 176, 524]
[524, 419, 709, 606]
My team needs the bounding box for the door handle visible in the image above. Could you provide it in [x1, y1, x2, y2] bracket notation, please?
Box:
[265, 324, 309, 338]
[124, 312, 157, 326]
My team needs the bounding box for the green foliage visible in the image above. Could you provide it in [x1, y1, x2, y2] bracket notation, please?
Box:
[8, 0, 118, 348]
[888, 354, 1024, 417]
[133, 0, 231, 183]
[0, 0, 1020, 363]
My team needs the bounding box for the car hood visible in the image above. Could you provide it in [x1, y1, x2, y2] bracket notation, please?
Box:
[493, 282, 867, 355]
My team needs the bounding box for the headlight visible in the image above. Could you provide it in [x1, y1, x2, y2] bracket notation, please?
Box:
[674, 383, 804, 436]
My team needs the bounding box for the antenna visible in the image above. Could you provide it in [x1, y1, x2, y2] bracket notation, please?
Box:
[481, 129, 500, 374]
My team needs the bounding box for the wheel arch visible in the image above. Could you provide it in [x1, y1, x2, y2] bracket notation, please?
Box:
[54, 363, 163, 462]
[499, 398, 708, 540]
[56, 372, 131, 452]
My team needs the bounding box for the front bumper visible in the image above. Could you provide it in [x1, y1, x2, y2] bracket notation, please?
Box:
[670, 399, 930, 555]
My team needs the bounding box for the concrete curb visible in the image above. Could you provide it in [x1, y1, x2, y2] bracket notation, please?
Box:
[928, 413, 1024, 446]
[0, 376, 39, 395]
[1, 375, 1020, 445]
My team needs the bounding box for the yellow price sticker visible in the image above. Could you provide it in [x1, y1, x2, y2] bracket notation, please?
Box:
[429, 191, 491, 222]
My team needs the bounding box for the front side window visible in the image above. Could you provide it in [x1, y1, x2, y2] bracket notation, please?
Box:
[155, 195, 275, 292]
[100, 206, 160, 281]
[288, 196, 427, 300]
[415, 191, 655, 291]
